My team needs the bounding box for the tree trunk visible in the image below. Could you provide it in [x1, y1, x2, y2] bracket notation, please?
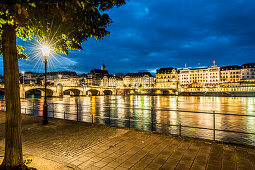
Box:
[0, 24, 23, 169]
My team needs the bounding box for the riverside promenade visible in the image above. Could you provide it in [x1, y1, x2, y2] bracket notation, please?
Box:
[0, 111, 255, 170]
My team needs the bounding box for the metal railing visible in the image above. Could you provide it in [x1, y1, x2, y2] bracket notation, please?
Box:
[9, 101, 254, 146]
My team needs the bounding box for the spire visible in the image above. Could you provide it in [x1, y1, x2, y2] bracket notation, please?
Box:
[101, 61, 106, 70]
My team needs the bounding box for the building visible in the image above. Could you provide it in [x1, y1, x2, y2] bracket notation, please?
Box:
[180, 65, 220, 87]
[155, 67, 179, 89]
[20, 72, 42, 85]
[100, 75, 116, 87]
[220, 65, 241, 85]
[241, 63, 255, 80]
[54, 77, 81, 86]
[115, 73, 125, 88]
[87, 62, 111, 86]
[123, 72, 155, 88]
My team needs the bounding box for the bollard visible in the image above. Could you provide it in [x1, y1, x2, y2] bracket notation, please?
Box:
[179, 124, 182, 136]
[25, 108, 26, 114]
[213, 111, 216, 141]
[64, 111, 65, 120]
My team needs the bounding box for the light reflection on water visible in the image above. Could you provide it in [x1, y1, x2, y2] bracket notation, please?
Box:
[0, 95, 255, 146]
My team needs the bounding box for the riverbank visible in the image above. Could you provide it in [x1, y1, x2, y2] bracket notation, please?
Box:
[0, 112, 255, 169]
[179, 91, 255, 97]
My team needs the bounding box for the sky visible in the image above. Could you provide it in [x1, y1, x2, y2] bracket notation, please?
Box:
[1, 0, 255, 75]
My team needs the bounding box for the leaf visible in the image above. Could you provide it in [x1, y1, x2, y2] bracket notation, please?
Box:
[22, 7, 28, 17]
[28, 3, 36, 8]
[0, 18, 7, 25]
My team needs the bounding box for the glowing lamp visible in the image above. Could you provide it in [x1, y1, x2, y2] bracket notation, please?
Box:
[41, 46, 51, 57]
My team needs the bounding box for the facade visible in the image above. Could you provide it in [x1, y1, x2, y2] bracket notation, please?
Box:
[115, 73, 125, 88]
[100, 75, 116, 87]
[123, 72, 155, 88]
[220, 65, 241, 85]
[156, 67, 179, 89]
[54, 77, 81, 86]
[241, 63, 255, 80]
[180, 65, 220, 87]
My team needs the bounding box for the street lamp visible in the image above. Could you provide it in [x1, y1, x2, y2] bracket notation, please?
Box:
[41, 45, 50, 125]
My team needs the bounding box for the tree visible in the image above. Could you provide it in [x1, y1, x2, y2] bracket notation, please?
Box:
[0, 1, 125, 169]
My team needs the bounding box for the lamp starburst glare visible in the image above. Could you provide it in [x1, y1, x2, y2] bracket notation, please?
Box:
[41, 45, 51, 57]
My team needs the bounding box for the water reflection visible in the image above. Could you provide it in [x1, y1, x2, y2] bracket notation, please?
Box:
[0, 95, 254, 146]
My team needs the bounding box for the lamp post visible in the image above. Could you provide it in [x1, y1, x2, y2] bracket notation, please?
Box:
[41, 46, 50, 125]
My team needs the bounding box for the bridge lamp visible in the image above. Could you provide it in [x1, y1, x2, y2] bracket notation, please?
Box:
[41, 45, 51, 125]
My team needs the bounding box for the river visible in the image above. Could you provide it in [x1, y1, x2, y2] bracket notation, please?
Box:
[0, 95, 255, 146]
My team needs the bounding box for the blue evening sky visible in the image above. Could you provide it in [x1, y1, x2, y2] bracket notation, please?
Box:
[1, 0, 255, 75]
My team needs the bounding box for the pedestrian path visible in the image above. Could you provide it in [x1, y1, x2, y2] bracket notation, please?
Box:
[0, 112, 254, 169]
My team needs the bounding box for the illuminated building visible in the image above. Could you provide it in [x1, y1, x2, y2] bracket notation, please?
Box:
[180, 65, 220, 87]
[123, 72, 155, 88]
[220, 65, 241, 87]
[241, 63, 255, 80]
[155, 67, 179, 88]
[54, 77, 81, 86]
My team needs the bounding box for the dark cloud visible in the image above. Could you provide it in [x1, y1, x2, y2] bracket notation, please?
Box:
[3, 0, 254, 75]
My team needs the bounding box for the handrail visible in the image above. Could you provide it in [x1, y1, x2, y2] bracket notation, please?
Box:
[1, 103, 254, 146]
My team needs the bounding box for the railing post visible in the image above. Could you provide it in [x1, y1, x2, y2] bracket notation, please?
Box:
[129, 116, 131, 129]
[108, 106, 111, 126]
[32, 101, 35, 115]
[213, 111, 216, 141]
[25, 108, 26, 114]
[92, 113, 94, 127]
[76, 103, 79, 121]
[179, 124, 182, 136]
[52, 103, 54, 118]
[64, 111, 65, 120]
[151, 107, 154, 132]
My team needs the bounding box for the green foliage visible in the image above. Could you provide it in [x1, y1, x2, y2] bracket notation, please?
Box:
[0, 0, 125, 56]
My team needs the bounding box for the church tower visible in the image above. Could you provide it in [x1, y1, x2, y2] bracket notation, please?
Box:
[101, 61, 106, 71]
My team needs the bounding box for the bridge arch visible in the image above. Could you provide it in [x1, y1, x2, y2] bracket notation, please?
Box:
[63, 89, 81, 96]
[103, 90, 112, 95]
[87, 89, 100, 96]
[25, 88, 54, 97]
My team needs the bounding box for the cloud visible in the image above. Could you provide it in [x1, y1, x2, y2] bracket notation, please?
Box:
[13, 0, 255, 76]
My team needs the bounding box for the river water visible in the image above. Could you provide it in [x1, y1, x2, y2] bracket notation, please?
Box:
[0, 95, 255, 146]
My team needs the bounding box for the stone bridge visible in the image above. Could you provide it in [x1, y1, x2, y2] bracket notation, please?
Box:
[0, 84, 178, 98]
[0, 84, 118, 98]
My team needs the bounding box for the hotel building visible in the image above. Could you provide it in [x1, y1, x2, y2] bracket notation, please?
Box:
[155, 67, 179, 89]
[180, 65, 220, 87]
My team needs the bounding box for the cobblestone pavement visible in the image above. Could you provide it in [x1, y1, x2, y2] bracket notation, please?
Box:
[0, 111, 255, 170]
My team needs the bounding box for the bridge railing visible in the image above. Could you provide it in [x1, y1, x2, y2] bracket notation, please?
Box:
[9, 101, 255, 147]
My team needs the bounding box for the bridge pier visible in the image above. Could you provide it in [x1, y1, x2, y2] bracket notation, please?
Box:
[20, 84, 25, 99]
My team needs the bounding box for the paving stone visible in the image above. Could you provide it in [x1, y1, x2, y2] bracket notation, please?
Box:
[144, 162, 162, 170]
[190, 163, 206, 170]
[119, 160, 135, 169]
[94, 161, 109, 168]
[115, 166, 129, 170]
[222, 160, 236, 170]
